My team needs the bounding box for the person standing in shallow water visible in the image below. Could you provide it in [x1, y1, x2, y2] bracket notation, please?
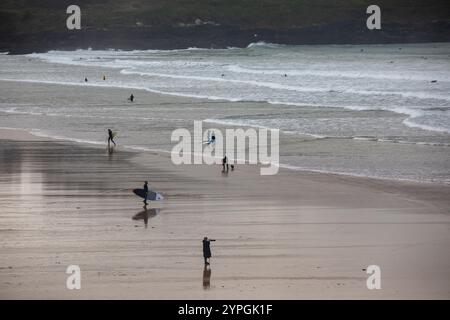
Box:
[202, 237, 216, 265]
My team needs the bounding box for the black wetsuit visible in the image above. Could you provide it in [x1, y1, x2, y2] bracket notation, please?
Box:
[143, 182, 149, 204]
[108, 129, 116, 146]
[203, 239, 214, 264]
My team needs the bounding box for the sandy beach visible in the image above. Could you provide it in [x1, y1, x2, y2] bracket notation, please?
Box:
[1, 122, 449, 299]
[1, 0, 450, 306]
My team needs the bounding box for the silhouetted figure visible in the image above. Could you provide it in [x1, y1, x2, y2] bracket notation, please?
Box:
[103, 75, 106, 80]
[107, 129, 116, 147]
[202, 237, 216, 265]
[222, 156, 228, 172]
[143, 181, 149, 205]
[203, 264, 212, 289]
[85, 78, 88, 82]
[230, 164, 235, 171]
[129, 94, 134, 102]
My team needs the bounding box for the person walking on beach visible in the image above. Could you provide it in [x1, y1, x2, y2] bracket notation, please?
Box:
[143, 181, 149, 205]
[222, 156, 228, 172]
[202, 237, 216, 265]
[107, 129, 116, 147]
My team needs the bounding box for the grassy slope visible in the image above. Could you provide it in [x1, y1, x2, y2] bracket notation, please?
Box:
[1, 0, 449, 34]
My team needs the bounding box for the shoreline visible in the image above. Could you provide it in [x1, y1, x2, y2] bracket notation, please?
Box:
[2, 125, 450, 215]
[1, 125, 449, 188]
[0, 74, 449, 186]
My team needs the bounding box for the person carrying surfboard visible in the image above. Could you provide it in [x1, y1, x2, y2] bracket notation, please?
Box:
[107, 129, 116, 147]
[143, 181, 149, 205]
[202, 237, 216, 265]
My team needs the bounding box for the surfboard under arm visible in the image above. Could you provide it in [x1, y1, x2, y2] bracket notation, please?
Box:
[133, 188, 164, 201]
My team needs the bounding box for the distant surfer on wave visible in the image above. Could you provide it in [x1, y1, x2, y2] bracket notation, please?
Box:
[202, 237, 216, 265]
[128, 94, 134, 102]
[205, 131, 216, 145]
[107, 129, 116, 147]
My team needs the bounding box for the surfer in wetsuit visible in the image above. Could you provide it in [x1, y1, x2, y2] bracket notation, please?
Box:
[208, 131, 216, 145]
[143, 181, 149, 205]
[129, 94, 134, 102]
[222, 156, 227, 172]
[107, 129, 116, 147]
[202, 237, 216, 265]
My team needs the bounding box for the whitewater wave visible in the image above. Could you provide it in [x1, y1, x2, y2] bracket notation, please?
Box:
[204, 117, 450, 145]
[226, 64, 450, 83]
[246, 41, 284, 49]
[1, 77, 449, 134]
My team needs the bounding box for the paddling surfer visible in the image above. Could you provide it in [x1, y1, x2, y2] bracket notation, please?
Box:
[202, 237, 216, 265]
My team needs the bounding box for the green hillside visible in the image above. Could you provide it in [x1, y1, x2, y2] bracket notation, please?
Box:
[1, 0, 449, 34]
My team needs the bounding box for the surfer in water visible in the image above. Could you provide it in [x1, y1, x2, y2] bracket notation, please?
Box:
[128, 94, 134, 102]
[205, 131, 216, 145]
[107, 129, 116, 147]
[202, 237, 216, 265]
[143, 181, 149, 205]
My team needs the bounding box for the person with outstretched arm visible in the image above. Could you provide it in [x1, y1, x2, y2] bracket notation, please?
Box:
[107, 129, 116, 147]
[202, 237, 216, 265]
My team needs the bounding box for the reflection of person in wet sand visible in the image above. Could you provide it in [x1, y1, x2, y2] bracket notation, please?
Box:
[203, 264, 212, 289]
[202, 236, 216, 265]
[132, 208, 160, 228]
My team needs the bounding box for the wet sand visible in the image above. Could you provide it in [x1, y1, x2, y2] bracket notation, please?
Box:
[0, 128, 449, 299]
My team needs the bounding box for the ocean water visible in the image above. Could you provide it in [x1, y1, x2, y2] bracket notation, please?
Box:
[0, 42, 449, 183]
